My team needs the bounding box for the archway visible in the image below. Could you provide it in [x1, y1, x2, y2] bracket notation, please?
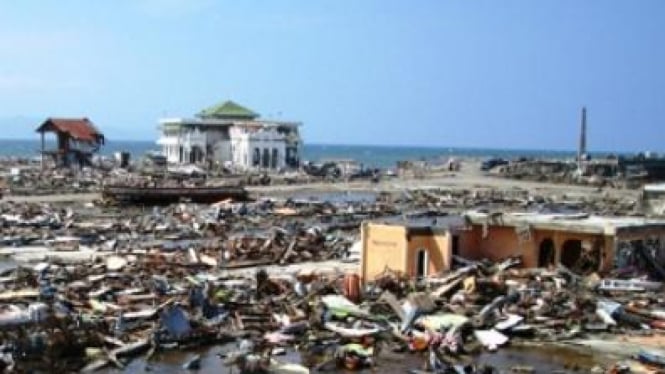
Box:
[538, 238, 555, 267]
[561, 239, 582, 268]
[189, 146, 204, 164]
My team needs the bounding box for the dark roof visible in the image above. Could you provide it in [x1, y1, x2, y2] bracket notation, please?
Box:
[36, 118, 104, 143]
[197, 100, 259, 120]
[373, 213, 467, 230]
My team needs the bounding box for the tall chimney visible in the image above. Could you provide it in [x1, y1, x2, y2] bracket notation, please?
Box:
[578, 106, 587, 161]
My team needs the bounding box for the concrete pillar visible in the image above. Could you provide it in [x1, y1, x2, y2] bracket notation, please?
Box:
[40, 132, 45, 170]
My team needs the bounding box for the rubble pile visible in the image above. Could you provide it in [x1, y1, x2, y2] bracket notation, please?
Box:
[491, 160, 576, 183]
[493, 159, 645, 189]
[4, 167, 104, 196]
[394, 188, 639, 216]
[0, 196, 386, 265]
[1, 249, 665, 372]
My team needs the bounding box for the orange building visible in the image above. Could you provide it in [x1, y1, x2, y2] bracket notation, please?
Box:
[360, 211, 665, 282]
[360, 215, 466, 282]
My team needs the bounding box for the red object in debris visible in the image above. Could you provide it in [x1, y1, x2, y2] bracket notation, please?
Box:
[343, 273, 361, 303]
[343, 355, 361, 370]
[651, 320, 665, 330]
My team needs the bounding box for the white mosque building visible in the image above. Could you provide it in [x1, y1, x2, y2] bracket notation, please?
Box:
[157, 100, 302, 170]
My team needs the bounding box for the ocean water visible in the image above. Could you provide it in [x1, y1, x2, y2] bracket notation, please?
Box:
[0, 139, 614, 169]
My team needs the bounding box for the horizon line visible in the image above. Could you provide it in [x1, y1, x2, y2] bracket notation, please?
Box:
[0, 137, 649, 155]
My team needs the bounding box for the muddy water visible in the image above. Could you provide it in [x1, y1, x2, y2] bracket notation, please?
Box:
[287, 191, 377, 204]
[100, 342, 613, 373]
[0, 258, 17, 272]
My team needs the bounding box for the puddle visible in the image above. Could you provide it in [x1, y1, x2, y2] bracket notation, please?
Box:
[0, 259, 18, 273]
[288, 191, 377, 204]
[98, 342, 613, 373]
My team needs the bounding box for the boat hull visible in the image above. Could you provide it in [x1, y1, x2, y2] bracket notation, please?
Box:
[102, 185, 250, 205]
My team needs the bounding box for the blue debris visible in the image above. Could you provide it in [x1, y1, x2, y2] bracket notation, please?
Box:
[160, 305, 192, 339]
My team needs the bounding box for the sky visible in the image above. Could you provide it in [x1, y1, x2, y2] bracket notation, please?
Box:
[0, 0, 664, 152]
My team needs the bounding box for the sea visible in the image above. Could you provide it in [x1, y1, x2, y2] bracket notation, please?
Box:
[0, 139, 623, 169]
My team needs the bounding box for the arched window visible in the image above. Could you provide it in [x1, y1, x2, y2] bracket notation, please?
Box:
[262, 148, 270, 168]
[252, 148, 260, 166]
[271, 148, 279, 169]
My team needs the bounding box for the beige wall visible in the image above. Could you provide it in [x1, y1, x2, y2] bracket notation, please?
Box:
[362, 221, 624, 281]
[361, 223, 408, 282]
[460, 225, 614, 272]
[459, 226, 534, 264]
[406, 231, 451, 278]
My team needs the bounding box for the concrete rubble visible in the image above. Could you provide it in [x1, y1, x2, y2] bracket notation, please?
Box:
[2, 241, 665, 372]
[490, 156, 665, 189]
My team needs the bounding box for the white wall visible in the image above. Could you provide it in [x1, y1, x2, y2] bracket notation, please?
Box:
[158, 134, 181, 163]
[232, 127, 287, 170]
[158, 120, 300, 168]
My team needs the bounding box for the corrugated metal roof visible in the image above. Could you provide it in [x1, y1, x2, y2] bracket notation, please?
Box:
[36, 118, 104, 143]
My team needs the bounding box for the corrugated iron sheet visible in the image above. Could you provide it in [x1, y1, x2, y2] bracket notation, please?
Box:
[36, 118, 103, 143]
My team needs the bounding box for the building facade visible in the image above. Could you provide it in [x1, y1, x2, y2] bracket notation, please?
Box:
[360, 216, 466, 282]
[157, 100, 302, 170]
[360, 211, 665, 282]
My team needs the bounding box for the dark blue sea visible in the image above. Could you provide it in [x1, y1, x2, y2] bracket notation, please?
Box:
[0, 139, 618, 168]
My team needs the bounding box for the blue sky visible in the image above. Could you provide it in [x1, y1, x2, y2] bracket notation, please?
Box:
[0, 1, 663, 151]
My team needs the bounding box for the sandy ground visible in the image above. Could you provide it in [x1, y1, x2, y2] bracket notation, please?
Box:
[1, 192, 100, 203]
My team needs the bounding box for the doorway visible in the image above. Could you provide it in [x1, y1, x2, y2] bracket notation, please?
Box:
[538, 238, 555, 267]
[415, 249, 428, 279]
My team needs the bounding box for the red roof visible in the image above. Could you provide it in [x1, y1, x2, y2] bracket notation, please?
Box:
[36, 118, 104, 143]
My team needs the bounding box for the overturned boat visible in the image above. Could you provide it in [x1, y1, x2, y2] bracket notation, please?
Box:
[102, 184, 250, 205]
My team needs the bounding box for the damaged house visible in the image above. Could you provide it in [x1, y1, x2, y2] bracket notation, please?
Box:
[361, 211, 665, 281]
[157, 100, 302, 170]
[36, 117, 105, 168]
